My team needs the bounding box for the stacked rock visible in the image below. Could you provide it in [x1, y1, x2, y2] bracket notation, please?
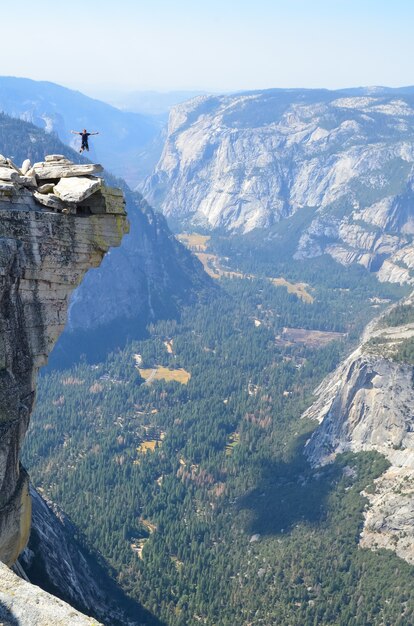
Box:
[0, 154, 124, 215]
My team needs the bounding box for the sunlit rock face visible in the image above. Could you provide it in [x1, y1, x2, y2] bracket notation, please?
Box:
[142, 89, 414, 284]
[0, 155, 128, 565]
[304, 295, 414, 564]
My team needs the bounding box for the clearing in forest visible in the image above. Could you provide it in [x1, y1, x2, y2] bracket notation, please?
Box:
[177, 233, 211, 251]
[137, 440, 159, 453]
[275, 327, 345, 347]
[226, 432, 240, 456]
[138, 366, 191, 385]
[269, 277, 314, 303]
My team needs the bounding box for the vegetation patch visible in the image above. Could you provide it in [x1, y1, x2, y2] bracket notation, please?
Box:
[276, 327, 346, 347]
[177, 232, 211, 251]
[382, 303, 414, 327]
[225, 432, 240, 456]
[138, 366, 191, 385]
[137, 440, 160, 454]
[269, 277, 314, 303]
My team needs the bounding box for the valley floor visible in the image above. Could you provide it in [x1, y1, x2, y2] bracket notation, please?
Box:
[24, 239, 414, 626]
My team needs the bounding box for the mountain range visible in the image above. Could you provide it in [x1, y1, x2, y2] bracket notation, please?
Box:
[142, 86, 414, 285]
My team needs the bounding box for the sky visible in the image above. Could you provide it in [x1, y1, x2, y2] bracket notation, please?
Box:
[1, 0, 414, 96]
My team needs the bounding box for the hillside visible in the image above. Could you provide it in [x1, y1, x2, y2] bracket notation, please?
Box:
[0, 76, 162, 185]
[142, 87, 414, 284]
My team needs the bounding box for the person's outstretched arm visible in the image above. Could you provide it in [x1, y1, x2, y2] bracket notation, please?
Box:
[90, 131, 99, 135]
[70, 130, 81, 134]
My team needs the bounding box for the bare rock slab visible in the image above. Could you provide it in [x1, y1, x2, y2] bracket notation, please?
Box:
[32, 162, 103, 181]
[0, 167, 19, 182]
[0, 562, 102, 625]
[54, 176, 102, 203]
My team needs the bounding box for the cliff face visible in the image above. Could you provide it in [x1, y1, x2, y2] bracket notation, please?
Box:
[0, 113, 212, 364]
[0, 154, 128, 566]
[304, 296, 414, 563]
[142, 89, 414, 284]
[19, 488, 146, 626]
[0, 560, 102, 626]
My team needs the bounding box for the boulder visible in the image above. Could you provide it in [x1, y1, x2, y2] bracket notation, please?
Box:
[21, 159, 31, 175]
[44, 155, 67, 162]
[33, 192, 66, 211]
[0, 167, 19, 182]
[19, 176, 37, 188]
[32, 162, 103, 181]
[0, 182, 15, 193]
[37, 183, 55, 194]
[6, 159, 22, 174]
[54, 176, 102, 203]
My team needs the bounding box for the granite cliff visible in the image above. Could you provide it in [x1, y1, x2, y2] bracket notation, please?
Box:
[142, 87, 414, 284]
[0, 112, 211, 365]
[0, 154, 127, 574]
[304, 296, 414, 564]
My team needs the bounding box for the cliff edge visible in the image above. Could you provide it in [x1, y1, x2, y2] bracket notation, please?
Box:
[0, 154, 128, 566]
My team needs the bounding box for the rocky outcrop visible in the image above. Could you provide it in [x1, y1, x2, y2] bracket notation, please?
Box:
[0, 154, 128, 566]
[142, 88, 414, 284]
[304, 296, 414, 563]
[0, 112, 211, 366]
[0, 76, 162, 187]
[0, 560, 102, 625]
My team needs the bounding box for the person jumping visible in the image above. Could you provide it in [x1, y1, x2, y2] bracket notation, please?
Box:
[70, 128, 99, 153]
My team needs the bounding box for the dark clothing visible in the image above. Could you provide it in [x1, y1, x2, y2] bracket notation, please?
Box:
[81, 132, 90, 150]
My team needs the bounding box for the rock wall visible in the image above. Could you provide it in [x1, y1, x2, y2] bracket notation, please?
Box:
[304, 297, 414, 563]
[0, 154, 128, 566]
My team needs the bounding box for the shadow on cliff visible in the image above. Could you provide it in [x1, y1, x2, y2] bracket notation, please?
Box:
[237, 434, 342, 536]
[0, 602, 20, 625]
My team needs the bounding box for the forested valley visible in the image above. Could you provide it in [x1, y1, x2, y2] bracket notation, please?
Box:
[24, 243, 414, 626]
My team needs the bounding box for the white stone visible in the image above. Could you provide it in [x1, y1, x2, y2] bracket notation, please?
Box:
[54, 176, 102, 203]
[33, 192, 66, 211]
[21, 159, 31, 175]
[32, 162, 103, 180]
[37, 183, 55, 194]
[0, 166, 19, 182]
[44, 154, 67, 162]
[0, 562, 103, 625]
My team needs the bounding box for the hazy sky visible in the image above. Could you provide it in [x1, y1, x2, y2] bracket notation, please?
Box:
[1, 0, 413, 95]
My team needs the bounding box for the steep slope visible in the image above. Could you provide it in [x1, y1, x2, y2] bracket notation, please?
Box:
[0, 113, 211, 364]
[19, 489, 158, 626]
[142, 87, 414, 284]
[0, 76, 162, 185]
[304, 296, 414, 564]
